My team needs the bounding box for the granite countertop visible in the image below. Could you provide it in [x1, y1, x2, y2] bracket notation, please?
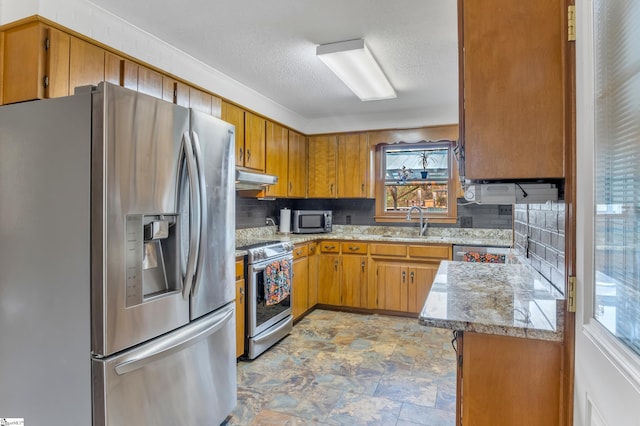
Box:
[235, 225, 513, 257]
[419, 260, 565, 342]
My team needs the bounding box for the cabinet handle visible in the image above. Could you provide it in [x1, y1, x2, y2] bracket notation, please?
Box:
[324, 245, 335, 250]
[246, 149, 251, 162]
[334, 260, 339, 271]
[402, 271, 406, 283]
[239, 286, 244, 304]
[239, 148, 244, 162]
[349, 246, 360, 251]
[289, 182, 293, 192]
[361, 183, 365, 193]
[330, 183, 334, 194]
[361, 261, 365, 273]
[410, 271, 414, 283]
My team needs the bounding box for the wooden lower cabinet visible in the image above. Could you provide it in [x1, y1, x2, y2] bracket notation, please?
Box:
[458, 332, 562, 426]
[376, 261, 437, 313]
[307, 242, 319, 307]
[292, 244, 309, 319]
[341, 253, 367, 308]
[318, 253, 341, 305]
[235, 258, 245, 358]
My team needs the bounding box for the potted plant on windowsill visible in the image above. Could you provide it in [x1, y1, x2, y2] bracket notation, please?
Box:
[418, 151, 433, 179]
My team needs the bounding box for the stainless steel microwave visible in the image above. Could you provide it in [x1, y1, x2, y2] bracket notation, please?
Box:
[291, 210, 332, 234]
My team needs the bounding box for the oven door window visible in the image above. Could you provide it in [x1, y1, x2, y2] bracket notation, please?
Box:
[255, 260, 291, 330]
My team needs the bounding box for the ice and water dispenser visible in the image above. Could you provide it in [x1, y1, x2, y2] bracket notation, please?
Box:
[125, 214, 180, 307]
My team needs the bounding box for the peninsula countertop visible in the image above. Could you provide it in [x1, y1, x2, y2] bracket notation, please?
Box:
[419, 260, 565, 342]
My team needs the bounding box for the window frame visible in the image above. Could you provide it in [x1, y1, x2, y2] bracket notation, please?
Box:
[371, 126, 460, 224]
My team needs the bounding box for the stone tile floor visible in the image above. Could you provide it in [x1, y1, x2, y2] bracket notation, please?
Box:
[224, 309, 457, 425]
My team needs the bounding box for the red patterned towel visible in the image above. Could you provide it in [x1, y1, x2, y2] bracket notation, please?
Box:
[264, 259, 291, 306]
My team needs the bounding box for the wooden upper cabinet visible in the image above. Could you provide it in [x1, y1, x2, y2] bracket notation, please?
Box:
[162, 77, 190, 107]
[459, 0, 565, 180]
[221, 101, 246, 167]
[288, 130, 307, 198]
[68, 36, 104, 95]
[244, 112, 266, 171]
[1, 23, 70, 104]
[104, 52, 121, 85]
[338, 133, 370, 198]
[137, 66, 163, 99]
[264, 120, 289, 197]
[308, 135, 337, 198]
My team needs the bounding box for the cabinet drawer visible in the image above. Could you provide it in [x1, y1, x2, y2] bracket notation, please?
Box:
[369, 244, 407, 257]
[319, 242, 340, 253]
[341, 242, 368, 254]
[293, 244, 308, 259]
[408, 245, 451, 260]
[235, 259, 244, 281]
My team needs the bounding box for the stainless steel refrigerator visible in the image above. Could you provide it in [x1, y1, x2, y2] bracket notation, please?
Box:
[0, 82, 237, 425]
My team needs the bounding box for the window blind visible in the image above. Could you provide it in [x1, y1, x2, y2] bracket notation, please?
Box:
[593, 0, 640, 354]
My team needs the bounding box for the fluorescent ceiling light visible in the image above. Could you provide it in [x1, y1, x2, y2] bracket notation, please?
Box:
[316, 39, 396, 101]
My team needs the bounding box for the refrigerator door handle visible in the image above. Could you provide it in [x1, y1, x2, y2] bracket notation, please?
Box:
[181, 131, 200, 299]
[114, 303, 234, 376]
[190, 130, 208, 297]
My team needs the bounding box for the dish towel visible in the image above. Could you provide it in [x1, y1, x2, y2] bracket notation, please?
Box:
[264, 259, 291, 306]
[463, 251, 506, 263]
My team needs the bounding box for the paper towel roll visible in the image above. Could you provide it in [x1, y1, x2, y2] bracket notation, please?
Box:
[279, 208, 291, 233]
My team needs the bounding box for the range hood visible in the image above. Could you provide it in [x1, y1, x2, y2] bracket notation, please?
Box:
[235, 169, 278, 191]
[463, 182, 559, 204]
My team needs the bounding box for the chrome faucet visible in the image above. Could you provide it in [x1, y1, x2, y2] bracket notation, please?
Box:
[406, 206, 428, 236]
[265, 217, 276, 226]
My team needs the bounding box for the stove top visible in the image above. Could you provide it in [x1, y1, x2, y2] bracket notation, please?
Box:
[237, 240, 293, 263]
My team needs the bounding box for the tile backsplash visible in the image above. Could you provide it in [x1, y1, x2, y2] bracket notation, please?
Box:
[236, 195, 514, 230]
[513, 202, 565, 293]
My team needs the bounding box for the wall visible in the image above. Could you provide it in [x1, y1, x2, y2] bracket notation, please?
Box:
[236, 195, 513, 230]
[513, 201, 565, 292]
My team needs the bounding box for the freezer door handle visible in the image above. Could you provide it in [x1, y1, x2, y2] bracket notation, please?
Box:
[181, 131, 200, 299]
[189, 131, 208, 297]
[114, 303, 234, 376]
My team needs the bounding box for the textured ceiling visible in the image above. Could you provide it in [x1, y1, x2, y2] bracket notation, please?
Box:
[88, 0, 459, 131]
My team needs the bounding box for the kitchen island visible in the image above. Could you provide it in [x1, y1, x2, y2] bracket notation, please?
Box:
[419, 260, 566, 426]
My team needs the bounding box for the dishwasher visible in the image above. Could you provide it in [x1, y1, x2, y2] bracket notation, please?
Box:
[453, 245, 512, 263]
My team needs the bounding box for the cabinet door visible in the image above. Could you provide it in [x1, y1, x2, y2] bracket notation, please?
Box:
[234, 259, 245, 358]
[460, 0, 565, 180]
[2, 23, 70, 104]
[341, 255, 367, 308]
[137, 65, 163, 99]
[308, 135, 337, 198]
[407, 263, 438, 314]
[338, 133, 369, 198]
[288, 130, 307, 198]
[68, 37, 104, 95]
[189, 86, 213, 115]
[307, 243, 319, 307]
[376, 262, 407, 311]
[244, 112, 266, 171]
[264, 120, 289, 198]
[104, 52, 121, 85]
[221, 101, 246, 167]
[318, 254, 341, 305]
[292, 256, 309, 319]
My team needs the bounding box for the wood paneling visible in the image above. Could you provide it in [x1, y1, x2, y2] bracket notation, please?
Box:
[461, 332, 562, 426]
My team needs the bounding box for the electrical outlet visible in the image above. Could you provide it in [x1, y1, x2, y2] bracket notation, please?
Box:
[346, 215, 352, 225]
[460, 216, 472, 228]
[499, 205, 512, 216]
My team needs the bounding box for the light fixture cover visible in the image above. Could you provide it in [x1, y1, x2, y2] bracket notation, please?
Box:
[316, 39, 396, 101]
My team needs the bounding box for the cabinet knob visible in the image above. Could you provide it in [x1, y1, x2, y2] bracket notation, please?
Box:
[402, 271, 406, 283]
[410, 271, 415, 283]
[361, 261, 365, 273]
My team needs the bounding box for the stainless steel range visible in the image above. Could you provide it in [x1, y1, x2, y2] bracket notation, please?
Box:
[240, 240, 294, 359]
